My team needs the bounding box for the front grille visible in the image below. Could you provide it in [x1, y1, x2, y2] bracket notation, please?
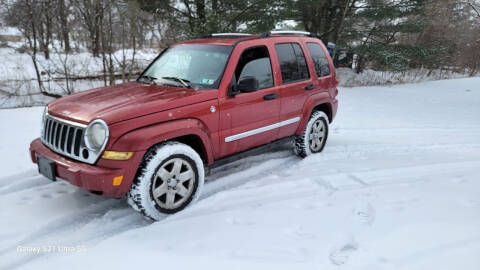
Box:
[41, 115, 101, 164]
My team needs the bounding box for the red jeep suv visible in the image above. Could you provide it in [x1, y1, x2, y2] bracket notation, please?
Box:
[29, 31, 339, 220]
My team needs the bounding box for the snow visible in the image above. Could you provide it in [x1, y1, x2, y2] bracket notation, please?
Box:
[1, 77, 480, 269]
[0, 27, 22, 36]
[337, 67, 476, 87]
[0, 47, 158, 108]
[0, 47, 158, 82]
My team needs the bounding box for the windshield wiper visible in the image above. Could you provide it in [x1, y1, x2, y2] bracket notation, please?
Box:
[138, 75, 157, 85]
[162, 76, 191, 88]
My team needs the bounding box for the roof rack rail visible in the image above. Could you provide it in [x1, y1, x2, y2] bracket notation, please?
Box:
[260, 30, 320, 38]
[204, 33, 252, 38]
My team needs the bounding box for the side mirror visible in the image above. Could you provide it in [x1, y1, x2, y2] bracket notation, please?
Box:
[237, 76, 259, 93]
[228, 83, 240, 97]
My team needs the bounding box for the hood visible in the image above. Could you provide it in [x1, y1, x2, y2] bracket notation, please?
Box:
[47, 82, 217, 124]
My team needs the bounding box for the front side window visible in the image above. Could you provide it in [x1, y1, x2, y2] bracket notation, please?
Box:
[141, 44, 233, 89]
[275, 43, 310, 84]
[306, 43, 331, 77]
[234, 46, 274, 90]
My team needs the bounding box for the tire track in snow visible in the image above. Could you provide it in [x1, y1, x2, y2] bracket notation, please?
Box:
[0, 175, 55, 196]
[3, 142, 480, 269]
[165, 159, 480, 221]
[0, 200, 148, 270]
[0, 149, 297, 270]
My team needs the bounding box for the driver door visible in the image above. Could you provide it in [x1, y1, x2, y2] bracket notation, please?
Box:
[218, 44, 280, 157]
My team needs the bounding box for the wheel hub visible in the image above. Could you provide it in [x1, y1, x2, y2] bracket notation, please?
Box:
[167, 177, 178, 188]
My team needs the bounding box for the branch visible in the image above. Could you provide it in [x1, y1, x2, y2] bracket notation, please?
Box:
[460, 1, 480, 18]
[227, 2, 259, 28]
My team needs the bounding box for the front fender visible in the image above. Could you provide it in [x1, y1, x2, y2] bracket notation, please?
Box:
[295, 92, 335, 134]
[109, 119, 214, 164]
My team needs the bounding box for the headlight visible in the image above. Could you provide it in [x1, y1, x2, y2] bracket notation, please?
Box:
[84, 119, 109, 151]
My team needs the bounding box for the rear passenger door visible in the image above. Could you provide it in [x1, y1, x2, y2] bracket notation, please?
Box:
[273, 42, 314, 139]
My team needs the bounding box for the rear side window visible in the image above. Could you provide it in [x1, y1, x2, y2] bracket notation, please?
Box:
[235, 46, 274, 90]
[306, 43, 331, 77]
[275, 43, 310, 84]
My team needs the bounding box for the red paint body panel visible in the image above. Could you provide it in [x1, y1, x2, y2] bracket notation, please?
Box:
[30, 139, 144, 197]
[218, 39, 280, 156]
[29, 34, 338, 198]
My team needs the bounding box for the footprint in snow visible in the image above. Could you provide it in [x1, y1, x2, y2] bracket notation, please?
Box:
[281, 225, 315, 239]
[450, 176, 467, 184]
[225, 217, 255, 226]
[352, 202, 375, 225]
[460, 199, 480, 208]
[329, 241, 358, 265]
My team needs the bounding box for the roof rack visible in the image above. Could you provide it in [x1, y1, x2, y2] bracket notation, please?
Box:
[205, 33, 252, 38]
[260, 30, 319, 38]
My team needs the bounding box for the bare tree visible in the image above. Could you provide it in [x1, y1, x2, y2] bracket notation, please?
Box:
[75, 0, 103, 56]
[461, 0, 480, 17]
[8, 0, 61, 98]
[58, 0, 71, 52]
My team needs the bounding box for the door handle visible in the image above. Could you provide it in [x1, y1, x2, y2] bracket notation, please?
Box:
[304, 84, 315, 91]
[263, 93, 278, 101]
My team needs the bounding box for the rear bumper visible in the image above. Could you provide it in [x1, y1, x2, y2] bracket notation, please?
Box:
[331, 98, 338, 121]
[29, 138, 144, 198]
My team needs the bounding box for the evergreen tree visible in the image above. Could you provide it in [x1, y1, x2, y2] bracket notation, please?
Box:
[137, 0, 288, 38]
[343, 0, 435, 72]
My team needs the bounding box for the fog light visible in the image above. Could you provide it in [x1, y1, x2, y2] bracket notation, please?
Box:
[102, 151, 134, 160]
[113, 176, 123, 186]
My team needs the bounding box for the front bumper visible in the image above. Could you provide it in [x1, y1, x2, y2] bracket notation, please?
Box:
[29, 138, 144, 197]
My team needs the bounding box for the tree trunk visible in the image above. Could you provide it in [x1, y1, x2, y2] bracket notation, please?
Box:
[58, 0, 71, 52]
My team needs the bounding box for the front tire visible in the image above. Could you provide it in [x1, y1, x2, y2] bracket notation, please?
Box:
[128, 142, 205, 220]
[294, 111, 329, 157]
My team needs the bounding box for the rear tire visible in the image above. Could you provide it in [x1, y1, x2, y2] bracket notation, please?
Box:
[127, 141, 205, 220]
[294, 111, 329, 157]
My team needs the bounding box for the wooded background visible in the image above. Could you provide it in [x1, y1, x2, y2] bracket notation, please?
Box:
[0, 0, 479, 98]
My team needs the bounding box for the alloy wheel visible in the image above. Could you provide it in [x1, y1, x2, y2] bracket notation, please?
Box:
[151, 157, 196, 210]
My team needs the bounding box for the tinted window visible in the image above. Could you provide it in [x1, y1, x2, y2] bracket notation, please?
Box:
[306, 43, 331, 77]
[235, 46, 274, 90]
[275, 43, 310, 84]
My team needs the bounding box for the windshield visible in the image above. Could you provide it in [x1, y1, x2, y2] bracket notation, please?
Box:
[139, 44, 233, 90]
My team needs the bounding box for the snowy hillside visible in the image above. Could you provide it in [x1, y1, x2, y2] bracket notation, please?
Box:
[1, 77, 480, 269]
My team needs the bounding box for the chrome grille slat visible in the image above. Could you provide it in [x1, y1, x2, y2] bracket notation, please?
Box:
[55, 123, 61, 148]
[48, 121, 55, 145]
[40, 115, 101, 165]
[63, 126, 70, 152]
[46, 119, 51, 144]
[52, 122, 58, 148]
[70, 127, 77, 154]
[60, 125, 67, 152]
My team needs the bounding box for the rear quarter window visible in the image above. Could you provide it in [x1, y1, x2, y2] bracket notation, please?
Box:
[306, 43, 331, 77]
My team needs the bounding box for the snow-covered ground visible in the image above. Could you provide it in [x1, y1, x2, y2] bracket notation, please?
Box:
[337, 67, 475, 87]
[1, 77, 480, 270]
[0, 46, 158, 108]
